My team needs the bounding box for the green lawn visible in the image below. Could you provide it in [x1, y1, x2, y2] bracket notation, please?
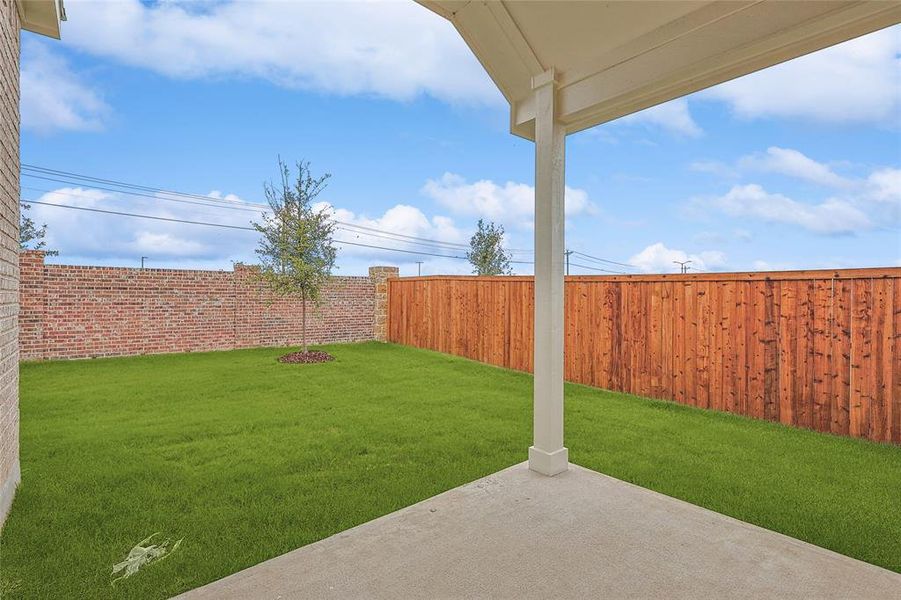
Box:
[1, 342, 899, 598]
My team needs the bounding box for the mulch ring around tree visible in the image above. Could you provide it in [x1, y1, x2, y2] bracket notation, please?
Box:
[278, 351, 335, 364]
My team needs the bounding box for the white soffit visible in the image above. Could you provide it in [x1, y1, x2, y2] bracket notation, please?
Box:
[418, 1, 901, 140]
[18, 0, 64, 39]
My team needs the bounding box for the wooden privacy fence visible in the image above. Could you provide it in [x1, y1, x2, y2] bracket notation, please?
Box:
[388, 269, 901, 444]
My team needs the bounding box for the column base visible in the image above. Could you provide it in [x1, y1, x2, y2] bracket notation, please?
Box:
[528, 446, 569, 476]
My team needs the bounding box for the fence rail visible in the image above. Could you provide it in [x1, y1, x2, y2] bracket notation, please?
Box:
[388, 268, 900, 444]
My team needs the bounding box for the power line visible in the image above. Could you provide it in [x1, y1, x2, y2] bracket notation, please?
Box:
[335, 227, 473, 253]
[23, 184, 471, 254]
[335, 239, 470, 260]
[24, 165, 472, 244]
[22, 177, 265, 213]
[22, 199, 627, 272]
[22, 167, 523, 252]
[24, 183, 484, 258]
[20, 199, 490, 262]
[336, 222, 530, 255]
[568, 261, 629, 274]
[334, 221, 527, 255]
[570, 250, 637, 270]
[330, 220, 470, 250]
[23, 164, 257, 207]
[22, 165, 629, 270]
[24, 199, 260, 231]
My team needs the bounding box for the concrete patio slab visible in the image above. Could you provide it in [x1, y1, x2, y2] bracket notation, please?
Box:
[177, 462, 901, 600]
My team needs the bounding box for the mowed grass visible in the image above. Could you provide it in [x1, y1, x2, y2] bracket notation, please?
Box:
[1, 343, 899, 598]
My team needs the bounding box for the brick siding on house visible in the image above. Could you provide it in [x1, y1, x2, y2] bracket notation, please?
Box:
[0, 0, 20, 526]
[19, 251, 398, 360]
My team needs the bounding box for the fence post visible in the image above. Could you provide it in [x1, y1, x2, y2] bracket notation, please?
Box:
[370, 266, 399, 342]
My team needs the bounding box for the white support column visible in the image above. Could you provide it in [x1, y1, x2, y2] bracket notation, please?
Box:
[528, 68, 568, 476]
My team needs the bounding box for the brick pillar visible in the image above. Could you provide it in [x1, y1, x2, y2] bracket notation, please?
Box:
[18, 251, 46, 360]
[369, 266, 398, 342]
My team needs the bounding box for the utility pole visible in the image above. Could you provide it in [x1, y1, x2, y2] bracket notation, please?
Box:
[673, 260, 691, 274]
[141, 256, 148, 269]
[564, 250, 573, 276]
[415, 261, 423, 276]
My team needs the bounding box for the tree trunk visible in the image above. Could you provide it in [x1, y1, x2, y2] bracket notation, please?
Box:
[302, 290, 308, 353]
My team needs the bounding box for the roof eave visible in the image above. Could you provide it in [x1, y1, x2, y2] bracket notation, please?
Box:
[419, 0, 901, 142]
[18, 0, 64, 40]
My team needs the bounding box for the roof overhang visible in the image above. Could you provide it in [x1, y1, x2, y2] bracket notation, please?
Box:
[418, 1, 901, 140]
[17, 0, 65, 39]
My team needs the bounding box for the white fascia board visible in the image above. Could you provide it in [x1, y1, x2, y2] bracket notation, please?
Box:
[418, 0, 540, 108]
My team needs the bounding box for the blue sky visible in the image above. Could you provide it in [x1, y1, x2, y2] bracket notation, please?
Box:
[20, 1, 901, 275]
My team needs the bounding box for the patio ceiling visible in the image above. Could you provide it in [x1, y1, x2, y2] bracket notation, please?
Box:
[419, 1, 901, 140]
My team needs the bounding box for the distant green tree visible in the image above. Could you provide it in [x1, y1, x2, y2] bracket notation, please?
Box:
[20, 203, 58, 256]
[466, 219, 512, 276]
[251, 159, 337, 353]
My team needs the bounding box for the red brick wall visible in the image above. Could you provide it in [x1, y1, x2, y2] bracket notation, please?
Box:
[19, 251, 398, 360]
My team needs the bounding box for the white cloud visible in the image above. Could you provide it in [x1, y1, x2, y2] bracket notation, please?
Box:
[314, 201, 536, 274]
[59, 0, 499, 106]
[707, 184, 872, 234]
[26, 186, 480, 274]
[689, 150, 899, 232]
[26, 187, 261, 262]
[35, 2, 900, 137]
[27, 183, 483, 273]
[132, 231, 208, 256]
[628, 242, 727, 274]
[21, 41, 110, 133]
[616, 98, 702, 137]
[421, 173, 596, 229]
[863, 167, 901, 225]
[867, 168, 901, 205]
[701, 27, 901, 125]
[738, 147, 852, 188]
[207, 191, 246, 203]
[592, 27, 899, 138]
[313, 201, 466, 261]
[752, 259, 796, 272]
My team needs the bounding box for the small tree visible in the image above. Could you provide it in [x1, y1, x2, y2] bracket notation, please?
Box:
[20, 203, 58, 256]
[466, 219, 512, 275]
[252, 159, 337, 353]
